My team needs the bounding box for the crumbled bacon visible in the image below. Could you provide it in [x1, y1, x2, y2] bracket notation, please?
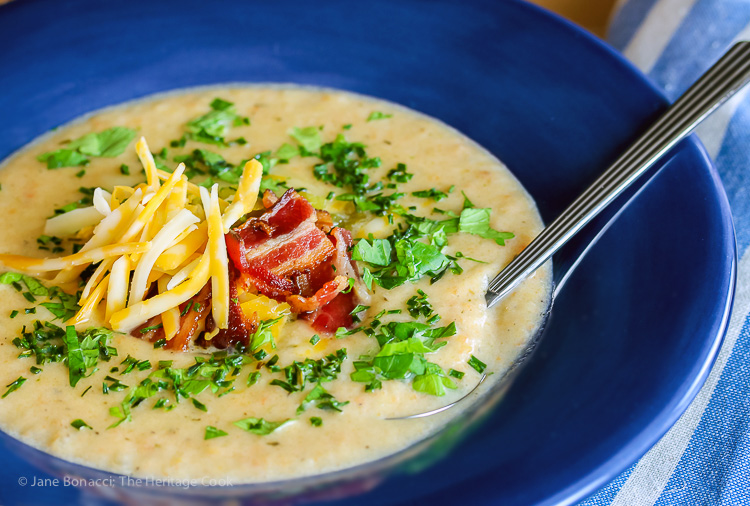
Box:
[229, 189, 364, 333]
[315, 209, 334, 234]
[170, 283, 212, 351]
[134, 283, 213, 351]
[200, 270, 259, 349]
[136, 189, 366, 350]
[262, 189, 279, 208]
[306, 291, 357, 333]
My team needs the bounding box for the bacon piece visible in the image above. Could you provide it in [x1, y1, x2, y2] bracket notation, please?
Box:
[330, 227, 370, 304]
[228, 189, 366, 335]
[203, 270, 259, 349]
[226, 232, 295, 297]
[306, 291, 357, 333]
[262, 189, 279, 208]
[230, 189, 337, 300]
[287, 275, 349, 313]
[169, 283, 212, 351]
[315, 209, 334, 233]
[135, 315, 164, 343]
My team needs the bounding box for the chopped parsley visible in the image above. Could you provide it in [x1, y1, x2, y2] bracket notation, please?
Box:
[275, 143, 299, 161]
[406, 290, 434, 319]
[459, 207, 515, 246]
[448, 368, 465, 379]
[297, 383, 348, 414]
[0, 273, 80, 321]
[205, 426, 228, 440]
[36, 234, 63, 252]
[37, 127, 136, 169]
[173, 98, 250, 147]
[63, 326, 115, 387]
[289, 126, 322, 153]
[310, 416, 323, 427]
[312, 134, 381, 194]
[52, 186, 98, 216]
[37, 149, 89, 170]
[249, 317, 283, 352]
[12, 322, 115, 388]
[139, 323, 163, 334]
[350, 308, 457, 396]
[367, 111, 393, 121]
[468, 355, 487, 374]
[103, 376, 128, 392]
[346, 191, 514, 289]
[119, 355, 151, 374]
[412, 188, 449, 201]
[387, 163, 413, 183]
[2, 376, 26, 398]
[104, 350, 254, 427]
[71, 419, 92, 430]
[234, 417, 291, 436]
[247, 371, 261, 387]
[269, 349, 347, 394]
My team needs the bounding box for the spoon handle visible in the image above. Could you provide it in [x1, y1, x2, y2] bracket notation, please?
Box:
[485, 41, 750, 308]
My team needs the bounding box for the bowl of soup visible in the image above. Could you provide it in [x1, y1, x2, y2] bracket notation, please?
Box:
[0, 0, 735, 505]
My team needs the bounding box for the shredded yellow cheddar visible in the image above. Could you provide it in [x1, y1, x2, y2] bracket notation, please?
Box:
[0, 137, 283, 340]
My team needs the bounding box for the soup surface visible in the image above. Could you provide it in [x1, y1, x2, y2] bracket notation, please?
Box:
[0, 86, 550, 482]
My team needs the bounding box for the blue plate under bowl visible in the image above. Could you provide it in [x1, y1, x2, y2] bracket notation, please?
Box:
[0, 0, 736, 505]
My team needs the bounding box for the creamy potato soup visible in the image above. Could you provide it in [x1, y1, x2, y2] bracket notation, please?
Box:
[0, 86, 550, 482]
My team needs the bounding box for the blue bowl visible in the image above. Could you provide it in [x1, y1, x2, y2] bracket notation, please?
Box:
[0, 0, 735, 505]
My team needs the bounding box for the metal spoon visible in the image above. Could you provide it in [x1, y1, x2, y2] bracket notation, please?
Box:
[486, 40, 750, 307]
[390, 41, 750, 421]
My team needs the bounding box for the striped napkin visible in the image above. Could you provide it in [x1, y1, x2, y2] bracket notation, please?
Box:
[581, 1, 750, 504]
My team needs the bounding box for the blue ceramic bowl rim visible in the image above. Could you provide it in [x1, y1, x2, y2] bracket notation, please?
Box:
[455, 4, 738, 502]
[0, 1, 737, 504]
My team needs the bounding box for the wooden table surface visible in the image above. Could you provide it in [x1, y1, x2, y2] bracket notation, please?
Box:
[528, 0, 618, 37]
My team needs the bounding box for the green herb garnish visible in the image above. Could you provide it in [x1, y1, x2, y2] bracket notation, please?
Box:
[468, 355, 487, 374]
[176, 98, 250, 147]
[289, 126, 323, 153]
[2, 376, 26, 398]
[297, 383, 348, 414]
[234, 417, 291, 436]
[37, 127, 136, 169]
[205, 426, 228, 439]
[71, 419, 93, 430]
[367, 111, 393, 121]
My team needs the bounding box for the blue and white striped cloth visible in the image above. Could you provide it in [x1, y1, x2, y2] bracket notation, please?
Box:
[581, 1, 750, 504]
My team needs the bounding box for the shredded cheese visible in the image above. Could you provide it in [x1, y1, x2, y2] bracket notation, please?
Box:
[129, 208, 199, 306]
[44, 206, 105, 238]
[221, 159, 263, 231]
[0, 242, 149, 275]
[201, 185, 230, 329]
[109, 249, 211, 333]
[1, 137, 283, 347]
[136, 137, 161, 193]
[106, 255, 130, 322]
[157, 277, 181, 341]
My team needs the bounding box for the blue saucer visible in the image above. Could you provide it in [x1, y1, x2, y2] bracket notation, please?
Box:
[0, 0, 735, 505]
